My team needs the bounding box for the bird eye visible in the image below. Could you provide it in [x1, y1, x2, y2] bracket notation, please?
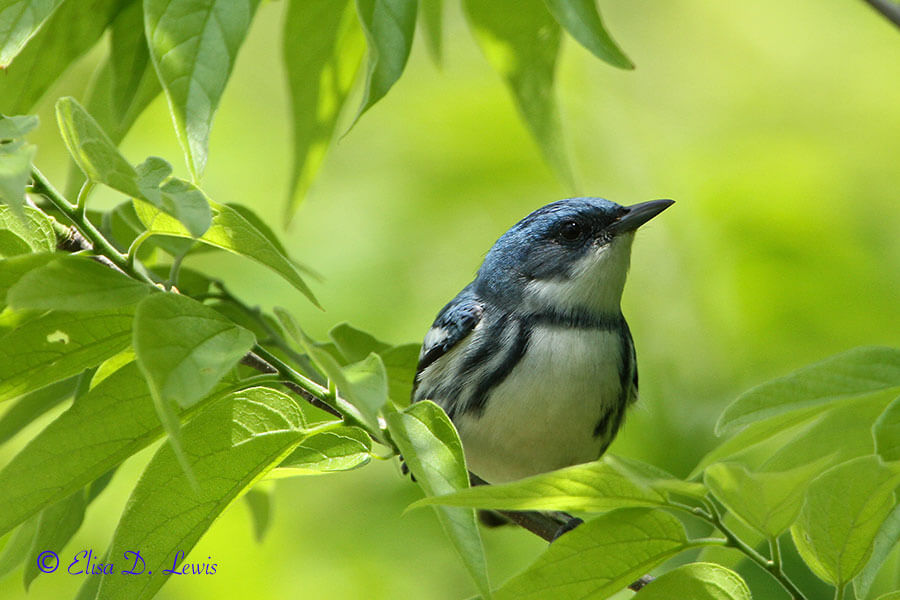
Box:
[559, 220, 583, 242]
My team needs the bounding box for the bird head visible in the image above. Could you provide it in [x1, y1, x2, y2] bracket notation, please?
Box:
[475, 198, 674, 315]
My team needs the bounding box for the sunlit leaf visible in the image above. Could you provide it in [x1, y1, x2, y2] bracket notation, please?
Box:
[0, 376, 76, 445]
[606, 455, 708, 502]
[717, 346, 900, 435]
[464, 0, 572, 187]
[854, 503, 900, 600]
[0, 0, 121, 113]
[0, 205, 54, 256]
[0, 114, 38, 217]
[283, 0, 364, 217]
[0, 515, 38, 578]
[386, 400, 491, 599]
[9, 255, 153, 311]
[0, 0, 63, 66]
[0, 307, 134, 403]
[134, 292, 255, 410]
[329, 322, 390, 364]
[134, 199, 319, 306]
[874, 395, 900, 462]
[353, 0, 417, 123]
[634, 562, 751, 599]
[410, 456, 665, 513]
[543, 0, 632, 69]
[704, 458, 831, 538]
[23, 489, 86, 588]
[495, 508, 697, 600]
[791, 455, 900, 587]
[274, 425, 372, 475]
[95, 388, 310, 600]
[144, 0, 261, 178]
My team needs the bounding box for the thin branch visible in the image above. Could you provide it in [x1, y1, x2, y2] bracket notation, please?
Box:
[862, 0, 900, 29]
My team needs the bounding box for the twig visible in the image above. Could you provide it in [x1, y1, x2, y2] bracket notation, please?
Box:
[862, 0, 900, 29]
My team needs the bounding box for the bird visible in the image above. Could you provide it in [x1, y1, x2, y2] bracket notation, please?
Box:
[411, 197, 674, 484]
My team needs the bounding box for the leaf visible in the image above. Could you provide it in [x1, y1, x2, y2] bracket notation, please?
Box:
[704, 459, 832, 538]
[134, 198, 319, 306]
[23, 489, 87, 588]
[874, 593, 900, 600]
[0, 252, 56, 307]
[0, 0, 122, 114]
[0, 376, 77, 445]
[283, 0, 364, 217]
[329, 322, 390, 363]
[543, 0, 632, 69]
[225, 202, 289, 256]
[495, 508, 696, 600]
[95, 388, 310, 600]
[0, 205, 54, 256]
[274, 425, 371, 475]
[0, 307, 134, 403]
[144, 0, 261, 179]
[243, 486, 271, 542]
[418, 0, 442, 64]
[607, 454, 708, 502]
[0, 114, 38, 217]
[386, 400, 491, 599]
[353, 0, 417, 123]
[382, 342, 419, 407]
[410, 455, 665, 513]
[0, 363, 169, 536]
[717, 346, 900, 435]
[133, 292, 255, 410]
[634, 562, 751, 600]
[56, 96, 142, 196]
[9, 255, 153, 311]
[0, 0, 63, 66]
[854, 502, 900, 600]
[275, 308, 380, 432]
[790, 455, 900, 587]
[152, 172, 213, 238]
[464, 0, 572, 187]
[0, 515, 37, 578]
[874, 395, 900, 462]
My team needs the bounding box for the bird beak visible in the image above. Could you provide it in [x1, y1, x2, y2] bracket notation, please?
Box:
[609, 199, 675, 234]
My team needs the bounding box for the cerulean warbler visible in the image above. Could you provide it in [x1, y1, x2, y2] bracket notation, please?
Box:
[412, 197, 674, 483]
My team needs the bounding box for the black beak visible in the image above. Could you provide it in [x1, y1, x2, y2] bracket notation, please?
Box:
[609, 199, 674, 234]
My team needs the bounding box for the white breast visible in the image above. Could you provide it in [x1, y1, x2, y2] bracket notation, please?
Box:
[455, 325, 625, 483]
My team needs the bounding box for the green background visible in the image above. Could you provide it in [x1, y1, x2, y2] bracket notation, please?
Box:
[2, 1, 899, 598]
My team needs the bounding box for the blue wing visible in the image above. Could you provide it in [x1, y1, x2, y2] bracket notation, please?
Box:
[413, 283, 483, 393]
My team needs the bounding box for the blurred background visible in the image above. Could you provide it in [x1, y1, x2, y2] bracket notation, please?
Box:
[3, 0, 900, 598]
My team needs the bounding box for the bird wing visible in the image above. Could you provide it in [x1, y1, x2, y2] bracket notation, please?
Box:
[413, 284, 484, 390]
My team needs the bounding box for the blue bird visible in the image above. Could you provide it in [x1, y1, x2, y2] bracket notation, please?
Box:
[412, 197, 674, 483]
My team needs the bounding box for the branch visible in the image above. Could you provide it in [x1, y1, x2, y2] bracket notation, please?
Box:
[862, 0, 900, 30]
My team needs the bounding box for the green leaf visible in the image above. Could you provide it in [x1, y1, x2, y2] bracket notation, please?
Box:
[874, 395, 900, 462]
[690, 403, 829, 479]
[133, 292, 255, 410]
[704, 459, 832, 538]
[243, 486, 271, 542]
[225, 202, 289, 256]
[386, 400, 491, 599]
[543, 0, 632, 69]
[418, 0, 442, 64]
[95, 388, 310, 600]
[144, 0, 261, 178]
[0, 515, 37, 578]
[23, 489, 87, 589]
[495, 508, 696, 600]
[0, 252, 56, 307]
[329, 322, 390, 364]
[274, 425, 371, 475]
[353, 0, 417, 123]
[0, 307, 134, 403]
[0, 376, 76, 445]
[0, 363, 169, 536]
[854, 502, 900, 600]
[0, 0, 122, 114]
[410, 455, 665, 513]
[464, 0, 572, 187]
[606, 455, 708, 502]
[283, 0, 364, 217]
[874, 593, 900, 600]
[0, 113, 38, 138]
[134, 198, 319, 306]
[0, 114, 38, 217]
[382, 342, 419, 407]
[152, 172, 213, 238]
[791, 455, 900, 587]
[0, 204, 54, 256]
[55, 96, 142, 197]
[634, 562, 751, 600]
[0, 0, 63, 66]
[717, 346, 900, 435]
[8, 255, 153, 311]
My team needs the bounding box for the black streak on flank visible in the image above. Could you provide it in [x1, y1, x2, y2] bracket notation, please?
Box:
[467, 319, 531, 416]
